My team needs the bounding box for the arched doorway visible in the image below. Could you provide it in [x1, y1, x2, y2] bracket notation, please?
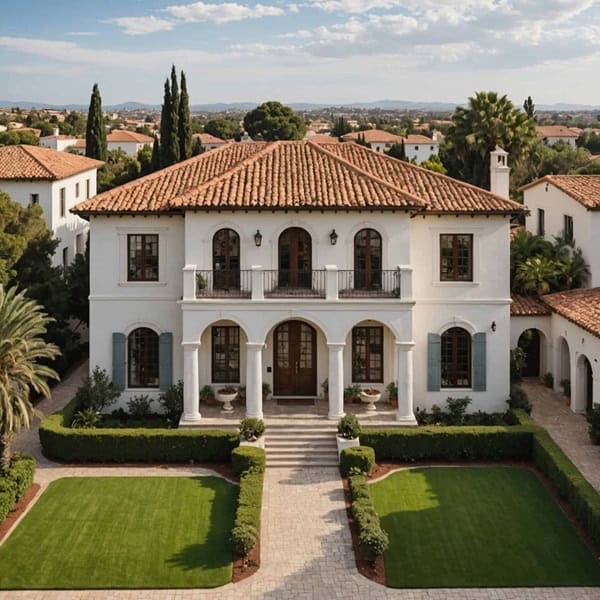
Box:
[273, 320, 316, 396]
[213, 228, 240, 290]
[578, 355, 594, 412]
[278, 227, 312, 288]
[518, 329, 542, 377]
[354, 228, 382, 290]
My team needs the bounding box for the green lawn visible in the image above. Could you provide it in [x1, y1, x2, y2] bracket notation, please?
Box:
[370, 466, 600, 588]
[0, 476, 237, 589]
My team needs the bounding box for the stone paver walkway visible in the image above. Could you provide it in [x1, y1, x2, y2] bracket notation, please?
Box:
[0, 366, 598, 599]
[525, 379, 600, 492]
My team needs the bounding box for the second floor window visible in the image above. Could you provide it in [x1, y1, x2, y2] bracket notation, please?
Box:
[440, 234, 473, 282]
[59, 187, 66, 217]
[75, 182, 80, 198]
[86, 178, 91, 199]
[30, 193, 39, 205]
[563, 215, 574, 243]
[538, 209, 545, 236]
[127, 234, 159, 281]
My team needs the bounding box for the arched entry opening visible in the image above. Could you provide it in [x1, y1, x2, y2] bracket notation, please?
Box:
[518, 329, 544, 377]
[354, 228, 382, 290]
[278, 227, 312, 288]
[577, 354, 594, 413]
[273, 320, 317, 396]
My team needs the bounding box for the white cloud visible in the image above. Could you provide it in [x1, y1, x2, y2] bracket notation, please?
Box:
[164, 2, 284, 23]
[287, 3, 301, 13]
[109, 16, 175, 35]
[66, 31, 97, 37]
[310, 0, 404, 12]
[277, 29, 314, 39]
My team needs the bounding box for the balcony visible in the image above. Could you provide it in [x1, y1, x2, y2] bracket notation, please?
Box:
[184, 266, 412, 301]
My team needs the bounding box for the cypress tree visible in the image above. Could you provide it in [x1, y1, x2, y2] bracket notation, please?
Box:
[169, 65, 180, 163]
[150, 134, 161, 172]
[178, 71, 192, 160]
[159, 79, 175, 168]
[85, 83, 107, 161]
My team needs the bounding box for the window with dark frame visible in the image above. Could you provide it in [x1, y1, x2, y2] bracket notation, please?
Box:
[440, 234, 473, 281]
[563, 215, 574, 243]
[538, 208, 545, 236]
[59, 187, 66, 217]
[212, 326, 240, 383]
[75, 182, 80, 198]
[352, 326, 383, 383]
[30, 193, 39, 205]
[127, 234, 159, 281]
[441, 327, 472, 388]
[86, 178, 91, 199]
[127, 327, 159, 388]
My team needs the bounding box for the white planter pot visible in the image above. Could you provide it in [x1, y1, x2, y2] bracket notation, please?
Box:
[337, 435, 360, 458]
[216, 391, 237, 412]
[240, 437, 266, 449]
[360, 391, 381, 412]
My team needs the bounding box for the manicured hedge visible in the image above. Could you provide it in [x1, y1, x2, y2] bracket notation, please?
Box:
[340, 446, 375, 477]
[360, 425, 533, 462]
[0, 453, 35, 524]
[231, 447, 265, 556]
[39, 397, 239, 463]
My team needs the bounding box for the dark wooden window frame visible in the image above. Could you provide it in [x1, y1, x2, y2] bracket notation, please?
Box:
[212, 326, 240, 384]
[352, 326, 384, 383]
[538, 208, 545, 236]
[441, 327, 472, 388]
[127, 234, 159, 282]
[59, 187, 66, 218]
[563, 214, 574, 243]
[440, 233, 473, 282]
[127, 327, 159, 388]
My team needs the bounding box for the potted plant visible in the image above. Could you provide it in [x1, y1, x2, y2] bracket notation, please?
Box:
[360, 388, 381, 411]
[344, 383, 361, 404]
[199, 384, 215, 406]
[386, 381, 398, 409]
[239, 417, 266, 449]
[336, 414, 361, 457]
[321, 378, 329, 402]
[216, 386, 238, 412]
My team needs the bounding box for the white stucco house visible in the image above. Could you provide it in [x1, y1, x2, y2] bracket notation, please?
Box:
[192, 133, 227, 151]
[536, 125, 579, 147]
[0, 144, 103, 266]
[403, 135, 440, 163]
[39, 129, 79, 151]
[72, 141, 524, 426]
[521, 175, 600, 286]
[106, 130, 153, 156]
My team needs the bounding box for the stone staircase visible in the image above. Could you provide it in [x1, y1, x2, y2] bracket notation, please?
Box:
[265, 422, 339, 468]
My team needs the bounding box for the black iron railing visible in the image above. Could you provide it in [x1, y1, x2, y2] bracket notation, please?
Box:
[263, 269, 326, 298]
[195, 269, 251, 298]
[338, 269, 401, 298]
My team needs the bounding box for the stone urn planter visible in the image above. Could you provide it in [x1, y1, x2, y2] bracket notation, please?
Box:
[239, 417, 266, 449]
[336, 414, 362, 459]
[360, 389, 381, 411]
[216, 387, 237, 412]
[336, 435, 359, 457]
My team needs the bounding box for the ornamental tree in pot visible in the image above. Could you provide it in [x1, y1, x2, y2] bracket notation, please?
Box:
[336, 414, 361, 457]
[239, 417, 266, 449]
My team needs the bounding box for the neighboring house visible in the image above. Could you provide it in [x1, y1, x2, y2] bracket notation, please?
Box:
[304, 133, 340, 144]
[404, 135, 440, 163]
[0, 144, 103, 266]
[106, 130, 153, 156]
[341, 129, 401, 153]
[192, 133, 228, 151]
[521, 175, 600, 286]
[72, 140, 523, 425]
[536, 125, 579, 147]
[40, 130, 79, 151]
[511, 290, 600, 412]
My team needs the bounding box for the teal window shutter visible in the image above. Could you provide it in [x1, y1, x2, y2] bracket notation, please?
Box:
[427, 333, 441, 391]
[112, 332, 126, 391]
[473, 332, 487, 391]
[159, 332, 173, 391]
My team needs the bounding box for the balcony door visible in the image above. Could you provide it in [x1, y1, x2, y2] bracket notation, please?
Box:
[354, 228, 382, 289]
[274, 321, 316, 396]
[213, 228, 240, 290]
[278, 227, 312, 288]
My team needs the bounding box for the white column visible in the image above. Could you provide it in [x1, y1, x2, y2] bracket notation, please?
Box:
[398, 264, 413, 300]
[182, 265, 197, 300]
[327, 342, 345, 420]
[325, 265, 339, 301]
[251, 266, 264, 300]
[396, 341, 417, 424]
[246, 342, 264, 418]
[181, 342, 201, 424]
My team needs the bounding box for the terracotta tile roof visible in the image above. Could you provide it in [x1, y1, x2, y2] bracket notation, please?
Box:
[107, 130, 153, 143]
[404, 135, 439, 145]
[542, 288, 600, 338]
[511, 294, 551, 316]
[73, 140, 525, 215]
[520, 175, 600, 210]
[306, 134, 340, 144]
[0, 144, 103, 180]
[341, 129, 401, 144]
[40, 134, 78, 141]
[193, 133, 227, 145]
[536, 125, 579, 138]
[71, 140, 86, 149]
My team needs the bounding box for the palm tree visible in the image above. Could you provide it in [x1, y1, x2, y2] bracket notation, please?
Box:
[0, 287, 59, 473]
[510, 229, 552, 285]
[557, 248, 590, 290]
[514, 257, 561, 295]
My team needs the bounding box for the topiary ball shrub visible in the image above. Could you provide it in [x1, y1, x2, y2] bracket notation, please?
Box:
[231, 523, 258, 556]
[340, 445, 375, 477]
[239, 417, 266, 442]
[337, 414, 361, 439]
[232, 446, 266, 476]
[358, 526, 389, 562]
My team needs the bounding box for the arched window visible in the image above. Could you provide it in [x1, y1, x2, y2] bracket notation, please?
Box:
[441, 327, 471, 388]
[213, 229, 240, 289]
[278, 227, 312, 288]
[128, 327, 159, 388]
[354, 228, 382, 289]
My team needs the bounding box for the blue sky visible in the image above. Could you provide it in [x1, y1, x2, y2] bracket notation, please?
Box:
[1, 1, 599, 105]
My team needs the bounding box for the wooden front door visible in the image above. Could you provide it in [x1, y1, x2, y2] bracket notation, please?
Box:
[520, 329, 541, 377]
[585, 358, 594, 412]
[278, 228, 312, 288]
[274, 321, 317, 396]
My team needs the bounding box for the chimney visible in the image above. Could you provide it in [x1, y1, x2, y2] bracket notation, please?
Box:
[490, 146, 510, 198]
[53, 127, 60, 136]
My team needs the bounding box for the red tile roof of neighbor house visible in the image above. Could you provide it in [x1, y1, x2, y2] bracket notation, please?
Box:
[40, 134, 78, 140]
[520, 175, 600, 210]
[404, 135, 439, 145]
[107, 130, 153, 143]
[542, 288, 600, 338]
[193, 133, 227, 145]
[511, 295, 552, 316]
[341, 129, 401, 143]
[0, 144, 103, 180]
[306, 134, 340, 144]
[72, 140, 525, 215]
[536, 125, 579, 138]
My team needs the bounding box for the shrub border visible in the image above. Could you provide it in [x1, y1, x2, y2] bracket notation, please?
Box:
[0, 454, 36, 526]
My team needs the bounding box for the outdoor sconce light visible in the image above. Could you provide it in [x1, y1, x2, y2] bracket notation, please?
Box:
[330, 229, 338, 245]
[491, 321, 497, 332]
[254, 229, 263, 247]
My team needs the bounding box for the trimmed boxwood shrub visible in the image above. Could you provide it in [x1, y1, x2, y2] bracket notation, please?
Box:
[360, 426, 533, 462]
[39, 397, 239, 463]
[0, 453, 36, 525]
[340, 446, 375, 477]
[232, 446, 266, 476]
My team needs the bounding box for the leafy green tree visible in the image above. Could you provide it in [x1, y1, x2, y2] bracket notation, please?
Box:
[523, 96, 536, 121]
[98, 150, 142, 192]
[137, 144, 153, 175]
[64, 239, 90, 328]
[0, 286, 59, 472]
[515, 257, 561, 295]
[203, 117, 240, 140]
[386, 141, 406, 161]
[178, 70, 192, 160]
[510, 229, 552, 284]
[85, 84, 107, 161]
[243, 101, 306, 141]
[159, 78, 179, 167]
[331, 116, 352, 138]
[135, 124, 153, 137]
[62, 111, 86, 136]
[577, 131, 600, 154]
[443, 91, 536, 188]
[150, 134, 160, 172]
[191, 137, 205, 156]
[420, 154, 447, 174]
[0, 130, 40, 146]
[557, 247, 590, 289]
